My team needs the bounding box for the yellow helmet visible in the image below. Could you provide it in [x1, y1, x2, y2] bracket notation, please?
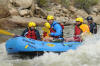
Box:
[76, 17, 83, 23]
[28, 22, 36, 27]
[44, 22, 51, 28]
[47, 15, 54, 20]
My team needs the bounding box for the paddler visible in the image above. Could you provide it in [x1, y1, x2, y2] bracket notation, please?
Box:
[44, 15, 64, 42]
[86, 16, 97, 34]
[65, 17, 91, 42]
[21, 22, 41, 40]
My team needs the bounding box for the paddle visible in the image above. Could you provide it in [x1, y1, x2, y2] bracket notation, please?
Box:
[0, 29, 15, 36]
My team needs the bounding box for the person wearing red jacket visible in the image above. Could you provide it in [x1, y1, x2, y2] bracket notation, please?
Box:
[65, 17, 90, 42]
[21, 22, 41, 40]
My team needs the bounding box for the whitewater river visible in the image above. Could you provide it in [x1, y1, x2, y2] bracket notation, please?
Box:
[0, 26, 100, 66]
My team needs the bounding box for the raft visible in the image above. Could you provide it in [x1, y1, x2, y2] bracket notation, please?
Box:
[6, 36, 82, 54]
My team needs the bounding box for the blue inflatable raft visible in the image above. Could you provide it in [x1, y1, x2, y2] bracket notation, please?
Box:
[6, 37, 82, 54]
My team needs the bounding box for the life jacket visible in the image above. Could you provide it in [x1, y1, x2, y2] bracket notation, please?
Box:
[42, 27, 50, 37]
[74, 25, 82, 36]
[79, 24, 90, 33]
[50, 23, 64, 38]
[43, 32, 49, 37]
[74, 24, 90, 42]
[74, 25, 82, 42]
[25, 29, 37, 40]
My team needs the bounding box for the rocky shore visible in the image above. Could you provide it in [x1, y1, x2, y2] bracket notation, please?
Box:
[0, 0, 100, 30]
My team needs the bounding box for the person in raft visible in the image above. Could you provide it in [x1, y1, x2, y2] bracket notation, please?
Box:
[65, 17, 91, 42]
[86, 16, 97, 34]
[21, 22, 41, 40]
[44, 15, 64, 42]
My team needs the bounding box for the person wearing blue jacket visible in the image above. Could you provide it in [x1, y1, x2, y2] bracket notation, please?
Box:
[44, 15, 64, 42]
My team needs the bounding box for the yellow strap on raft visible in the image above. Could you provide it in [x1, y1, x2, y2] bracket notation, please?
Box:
[0, 29, 15, 36]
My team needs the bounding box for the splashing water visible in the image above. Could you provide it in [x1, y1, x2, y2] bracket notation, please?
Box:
[0, 26, 100, 66]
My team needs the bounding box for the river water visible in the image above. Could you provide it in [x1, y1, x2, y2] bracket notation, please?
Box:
[0, 26, 100, 66]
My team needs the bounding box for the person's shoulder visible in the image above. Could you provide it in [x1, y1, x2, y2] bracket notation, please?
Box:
[24, 28, 28, 31]
[34, 29, 39, 32]
[92, 22, 97, 25]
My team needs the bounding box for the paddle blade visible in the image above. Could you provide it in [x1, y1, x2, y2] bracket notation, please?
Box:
[0, 29, 14, 36]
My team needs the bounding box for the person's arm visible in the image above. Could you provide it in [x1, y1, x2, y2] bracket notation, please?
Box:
[50, 24, 62, 36]
[93, 23, 97, 34]
[21, 28, 28, 37]
[35, 30, 41, 40]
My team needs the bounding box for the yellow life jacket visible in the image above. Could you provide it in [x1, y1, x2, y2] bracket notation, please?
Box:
[42, 27, 50, 37]
[79, 24, 90, 33]
[79, 24, 92, 40]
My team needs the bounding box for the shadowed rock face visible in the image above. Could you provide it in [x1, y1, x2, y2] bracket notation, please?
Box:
[0, 0, 10, 19]
[0, 0, 11, 29]
[0, 6, 10, 19]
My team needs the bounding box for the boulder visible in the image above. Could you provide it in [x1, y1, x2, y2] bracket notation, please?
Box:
[62, 7, 69, 14]
[93, 15, 100, 24]
[8, 16, 47, 25]
[30, 2, 35, 17]
[0, 0, 10, 18]
[19, 9, 30, 16]
[75, 9, 88, 18]
[35, 5, 47, 18]
[90, 5, 100, 15]
[11, 0, 33, 8]
[9, 7, 19, 16]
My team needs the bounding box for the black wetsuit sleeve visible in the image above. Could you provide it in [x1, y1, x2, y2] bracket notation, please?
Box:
[35, 30, 41, 40]
[21, 28, 28, 36]
[93, 23, 97, 34]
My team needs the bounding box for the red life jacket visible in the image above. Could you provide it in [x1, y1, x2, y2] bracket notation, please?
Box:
[50, 23, 64, 38]
[60, 23, 64, 29]
[74, 25, 82, 42]
[26, 30, 37, 40]
[74, 25, 82, 36]
[43, 32, 48, 37]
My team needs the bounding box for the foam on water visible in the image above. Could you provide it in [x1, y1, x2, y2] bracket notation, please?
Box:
[0, 29, 100, 66]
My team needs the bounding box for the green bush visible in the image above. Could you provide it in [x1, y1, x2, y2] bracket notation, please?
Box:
[61, 0, 70, 8]
[74, 0, 98, 9]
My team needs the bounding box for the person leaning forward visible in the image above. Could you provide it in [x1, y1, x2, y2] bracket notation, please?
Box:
[21, 22, 41, 40]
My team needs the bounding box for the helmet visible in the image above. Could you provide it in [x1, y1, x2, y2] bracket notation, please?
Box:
[28, 22, 36, 27]
[87, 16, 93, 21]
[44, 22, 51, 28]
[47, 15, 54, 20]
[76, 17, 83, 23]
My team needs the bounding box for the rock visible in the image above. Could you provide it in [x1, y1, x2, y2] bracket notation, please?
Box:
[0, 6, 10, 19]
[90, 5, 100, 15]
[9, 8, 19, 16]
[0, 0, 10, 18]
[8, 16, 47, 25]
[19, 9, 30, 16]
[62, 7, 69, 14]
[93, 15, 100, 24]
[11, 0, 33, 8]
[35, 5, 47, 18]
[30, 2, 35, 17]
[47, 11, 55, 16]
[56, 4, 62, 10]
[0, 18, 17, 29]
[75, 9, 88, 18]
